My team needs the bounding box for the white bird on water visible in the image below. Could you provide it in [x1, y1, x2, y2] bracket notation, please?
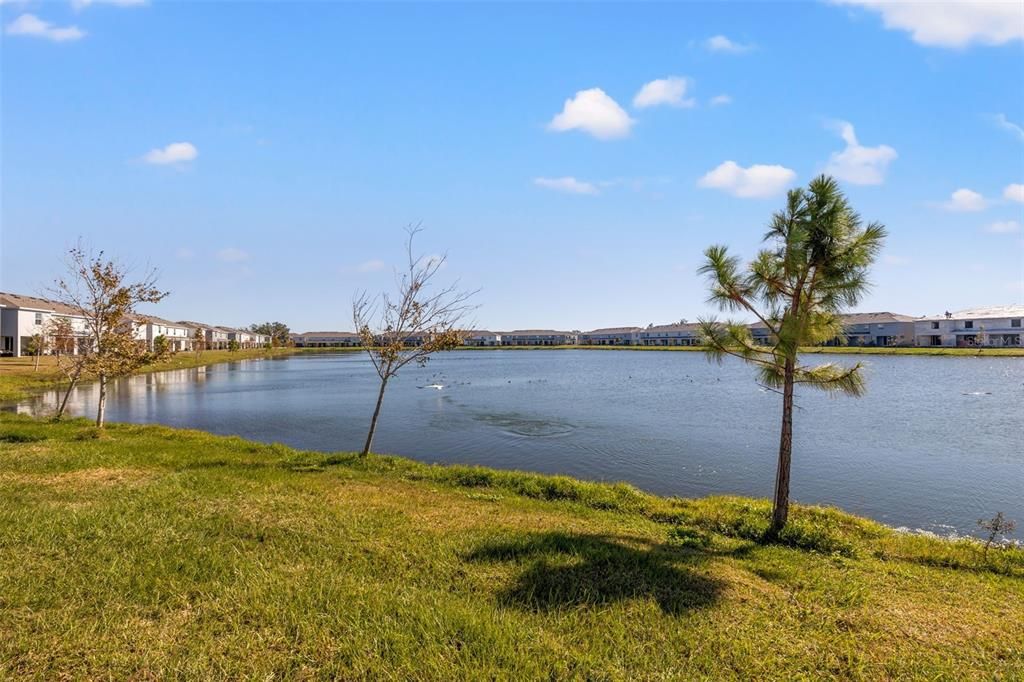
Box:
[422, 384, 444, 390]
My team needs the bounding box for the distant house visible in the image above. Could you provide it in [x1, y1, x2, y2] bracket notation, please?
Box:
[131, 315, 194, 352]
[833, 312, 917, 347]
[638, 323, 702, 346]
[915, 306, 1024, 347]
[499, 330, 577, 346]
[224, 328, 262, 349]
[0, 292, 90, 357]
[750, 311, 918, 347]
[461, 330, 501, 346]
[201, 325, 231, 350]
[579, 327, 641, 346]
[292, 331, 362, 347]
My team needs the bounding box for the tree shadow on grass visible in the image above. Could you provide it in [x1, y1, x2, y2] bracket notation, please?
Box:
[464, 532, 724, 615]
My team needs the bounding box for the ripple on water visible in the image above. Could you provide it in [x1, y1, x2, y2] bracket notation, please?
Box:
[471, 411, 576, 438]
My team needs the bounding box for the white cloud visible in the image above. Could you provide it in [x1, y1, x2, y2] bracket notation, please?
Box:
[942, 188, 987, 212]
[697, 161, 796, 199]
[709, 94, 733, 107]
[534, 176, 599, 195]
[5, 14, 84, 41]
[986, 220, 1021, 234]
[71, 0, 146, 8]
[216, 248, 249, 263]
[823, 121, 897, 185]
[547, 88, 634, 140]
[1004, 183, 1024, 203]
[991, 114, 1024, 142]
[632, 77, 695, 109]
[832, 1, 1023, 48]
[175, 248, 194, 260]
[882, 254, 910, 266]
[704, 35, 754, 53]
[142, 142, 198, 165]
[356, 259, 386, 273]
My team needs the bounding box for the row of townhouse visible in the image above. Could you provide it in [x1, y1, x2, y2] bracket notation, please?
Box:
[914, 306, 1024, 348]
[288, 306, 1024, 352]
[0, 291, 271, 357]
[290, 329, 580, 347]
[578, 309, 1023, 349]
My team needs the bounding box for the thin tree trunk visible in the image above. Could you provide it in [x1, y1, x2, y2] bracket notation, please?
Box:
[771, 357, 795, 536]
[56, 372, 80, 420]
[361, 377, 388, 456]
[96, 373, 107, 428]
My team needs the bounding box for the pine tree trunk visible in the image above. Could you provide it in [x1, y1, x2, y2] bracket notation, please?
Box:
[96, 373, 107, 428]
[771, 358, 795, 536]
[361, 377, 388, 456]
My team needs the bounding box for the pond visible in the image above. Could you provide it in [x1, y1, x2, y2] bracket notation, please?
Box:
[10, 350, 1023, 537]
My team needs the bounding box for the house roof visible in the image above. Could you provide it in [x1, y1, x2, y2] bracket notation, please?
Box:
[582, 327, 642, 335]
[749, 312, 918, 332]
[500, 329, 575, 335]
[641, 323, 701, 333]
[0, 292, 83, 317]
[134, 314, 191, 328]
[840, 312, 918, 324]
[294, 331, 360, 338]
[921, 305, 1024, 321]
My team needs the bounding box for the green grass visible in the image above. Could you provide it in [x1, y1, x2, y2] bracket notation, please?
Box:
[1, 414, 1021, 679]
[0, 348, 297, 403]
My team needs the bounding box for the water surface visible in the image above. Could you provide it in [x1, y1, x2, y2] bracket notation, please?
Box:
[11, 350, 1023, 537]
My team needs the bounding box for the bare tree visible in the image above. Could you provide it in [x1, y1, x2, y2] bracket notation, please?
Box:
[978, 512, 1016, 559]
[352, 226, 477, 456]
[48, 317, 85, 420]
[25, 331, 47, 371]
[49, 243, 167, 428]
[54, 349, 88, 420]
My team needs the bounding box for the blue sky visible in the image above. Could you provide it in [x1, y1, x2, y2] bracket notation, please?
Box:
[2, 1, 1022, 331]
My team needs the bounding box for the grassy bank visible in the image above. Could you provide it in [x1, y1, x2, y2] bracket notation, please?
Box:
[1, 415, 1021, 678]
[0, 348, 296, 403]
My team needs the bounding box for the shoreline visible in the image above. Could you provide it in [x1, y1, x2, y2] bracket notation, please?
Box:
[5, 343, 1018, 405]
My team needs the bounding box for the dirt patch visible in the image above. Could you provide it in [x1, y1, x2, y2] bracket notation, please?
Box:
[0, 467, 156, 491]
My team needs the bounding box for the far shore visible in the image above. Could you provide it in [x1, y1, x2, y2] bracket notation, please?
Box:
[4, 342, 1020, 405]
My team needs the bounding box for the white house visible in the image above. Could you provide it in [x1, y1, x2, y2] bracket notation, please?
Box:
[292, 331, 362, 347]
[915, 306, 1024, 347]
[750, 312, 918, 347]
[831, 312, 917, 347]
[638, 323, 702, 346]
[579, 327, 641, 346]
[198, 325, 231, 350]
[499, 330, 577, 346]
[224, 328, 265, 349]
[0, 292, 90, 357]
[132, 315, 194, 352]
[462, 330, 501, 346]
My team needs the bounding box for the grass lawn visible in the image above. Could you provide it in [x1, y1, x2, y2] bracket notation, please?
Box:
[0, 348, 297, 403]
[1, 415, 1021, 679]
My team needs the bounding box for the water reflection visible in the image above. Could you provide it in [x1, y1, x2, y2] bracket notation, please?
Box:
[8, 350, 1024, 537]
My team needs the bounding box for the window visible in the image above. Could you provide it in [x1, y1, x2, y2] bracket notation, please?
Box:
[34, 312, 43, 325]
[931, 321, 939, 330]
[1012, 319, 1021, 328]
[964, 321, 973, 329]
